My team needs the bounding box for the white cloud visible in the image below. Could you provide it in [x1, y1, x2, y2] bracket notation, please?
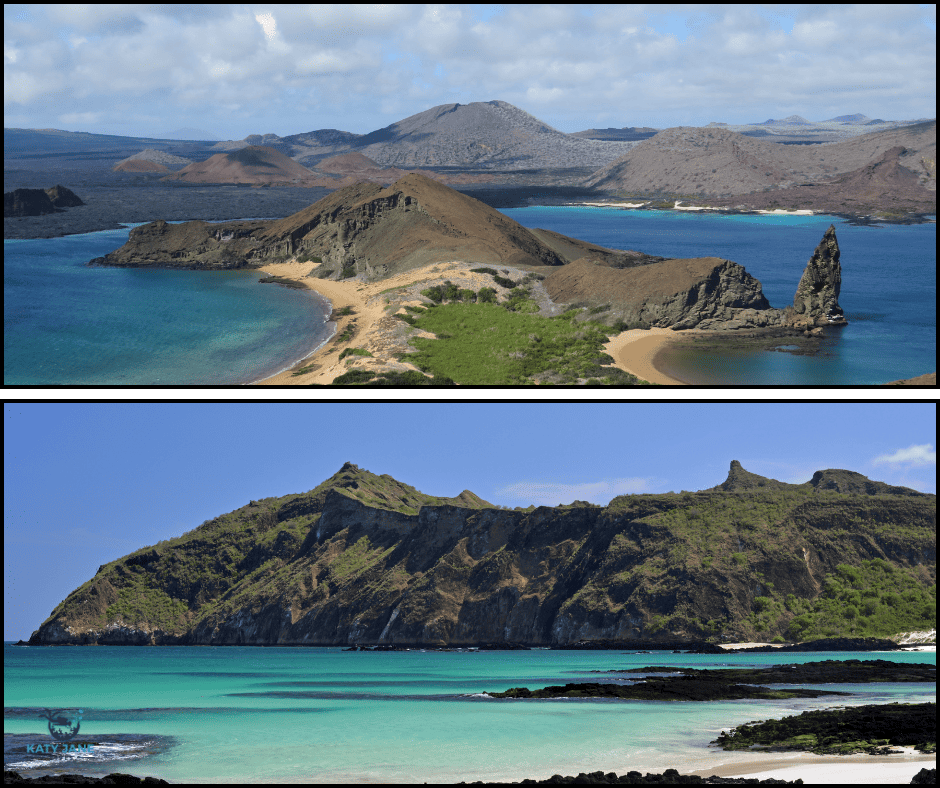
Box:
[871, 444, 936, 467]
[2, 4, 934, 138]
[498, 477, 653, 506]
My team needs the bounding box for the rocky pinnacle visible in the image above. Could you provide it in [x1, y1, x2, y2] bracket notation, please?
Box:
[790, 224, 847, 326]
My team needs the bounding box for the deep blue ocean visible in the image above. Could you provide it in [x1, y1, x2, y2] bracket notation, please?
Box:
[503, 207, 936, 385]
[4, 209, 935, 385]
[4, 225, 333, 385]
[4, 644, 935, 783]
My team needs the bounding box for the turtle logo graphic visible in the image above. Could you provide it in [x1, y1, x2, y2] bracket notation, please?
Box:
[38, 708, 83, 741]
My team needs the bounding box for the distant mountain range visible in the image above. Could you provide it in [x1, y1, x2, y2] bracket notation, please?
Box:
[5, 101, 935, 214]
[585, 120, 936, 212]
[23, 460, 934, 646]
[209, 105, 930, 158]
[209, 100, 635, 171]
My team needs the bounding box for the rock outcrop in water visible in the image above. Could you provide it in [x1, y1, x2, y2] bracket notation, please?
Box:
[24, 461, 934, 647]
[786, 224, 847, 326]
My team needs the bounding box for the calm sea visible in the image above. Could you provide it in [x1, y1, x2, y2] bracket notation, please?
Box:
[504, 207, 936, 385]
[3, 225, 333, 385]
[4, 210, 935, 385]
[3, 644, 935, 783]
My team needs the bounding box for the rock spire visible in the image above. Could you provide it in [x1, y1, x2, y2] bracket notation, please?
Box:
[789, 224, 847, 326]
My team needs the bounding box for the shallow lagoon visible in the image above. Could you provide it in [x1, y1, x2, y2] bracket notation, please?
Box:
[3, 225, 332, 385]
[3, 645, 935, 783]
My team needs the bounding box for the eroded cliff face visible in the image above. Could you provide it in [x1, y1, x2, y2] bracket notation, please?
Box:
[87, 174, 567, 278]
[27, 463, 935, 647]
[544, 257, 784, 331]
[88, 218, 271, 269]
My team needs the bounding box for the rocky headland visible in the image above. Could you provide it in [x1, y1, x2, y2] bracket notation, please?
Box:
[23, 460, 934, 647]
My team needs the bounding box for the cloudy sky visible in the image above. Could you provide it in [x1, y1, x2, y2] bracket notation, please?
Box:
[4, 4, 935, 141]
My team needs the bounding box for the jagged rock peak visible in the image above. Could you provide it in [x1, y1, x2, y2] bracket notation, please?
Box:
[808, 469, 927, 496]
[338, 461, 360, 473]
[790, 224, 847, 326]
[708, 460, 793, 492]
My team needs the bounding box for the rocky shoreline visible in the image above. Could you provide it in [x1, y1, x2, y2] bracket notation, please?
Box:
[481, 658, 934, 702]
[484, 680, 848, 702]
[713, 702, 936, 756]
[3, 772, 168, 785]
[458, 768, 803, 784]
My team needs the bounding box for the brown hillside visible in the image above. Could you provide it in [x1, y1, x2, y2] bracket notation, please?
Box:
[113, 159, 169, 173]
[543, 256, 780, 330]
[317, 152, 383, 173]
[586, 122, 936, 202]
[162, 145, 317, 184]
[92, 174, 566, 275]
[586, 127, 811, 195]
[258, 172, 568, 278]
[527, 227, 668, 269]
[707, 145, 936, 214]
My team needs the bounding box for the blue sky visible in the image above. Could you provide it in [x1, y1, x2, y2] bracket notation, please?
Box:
[4, 4, 935, 140]
[3, 402, 935, 641]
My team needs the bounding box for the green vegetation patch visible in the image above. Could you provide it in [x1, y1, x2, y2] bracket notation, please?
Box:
[105, 582, 189, 633]
[407, 302, 647, 385]
[338, 347, 372, 361]
[713, 702, 936, 755]
[330, 536, 393, 581]
[786, 558, 936, 641]
[330, 369, 455, 386]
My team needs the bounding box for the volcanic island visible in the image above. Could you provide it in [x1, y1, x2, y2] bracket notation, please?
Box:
[90, 173, 849, 385]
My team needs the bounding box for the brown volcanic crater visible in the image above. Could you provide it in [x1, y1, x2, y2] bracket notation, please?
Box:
[316, 152, 384, 174]
[162, 145, 317, 184]
[112, 159, 170, 173]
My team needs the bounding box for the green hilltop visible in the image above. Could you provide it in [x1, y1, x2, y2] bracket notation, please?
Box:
[27, 461, 935, 646]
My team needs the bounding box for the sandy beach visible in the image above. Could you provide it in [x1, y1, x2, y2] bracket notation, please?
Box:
[603, 328, 694, 385]
[686, 748, 935, 784]
[253, 259, 702, 386]
[251, 259, 507, 385]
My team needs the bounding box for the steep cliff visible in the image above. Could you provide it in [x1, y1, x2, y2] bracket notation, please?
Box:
[543, 257, 781, 330]
[27, 461, 934, 647]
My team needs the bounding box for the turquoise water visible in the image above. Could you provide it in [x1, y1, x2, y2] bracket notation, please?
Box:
[3, 226, 332, 385]
[503, 207, 937, 385]
[4, 645, 935, 783]
[4, 210, 935, 385]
